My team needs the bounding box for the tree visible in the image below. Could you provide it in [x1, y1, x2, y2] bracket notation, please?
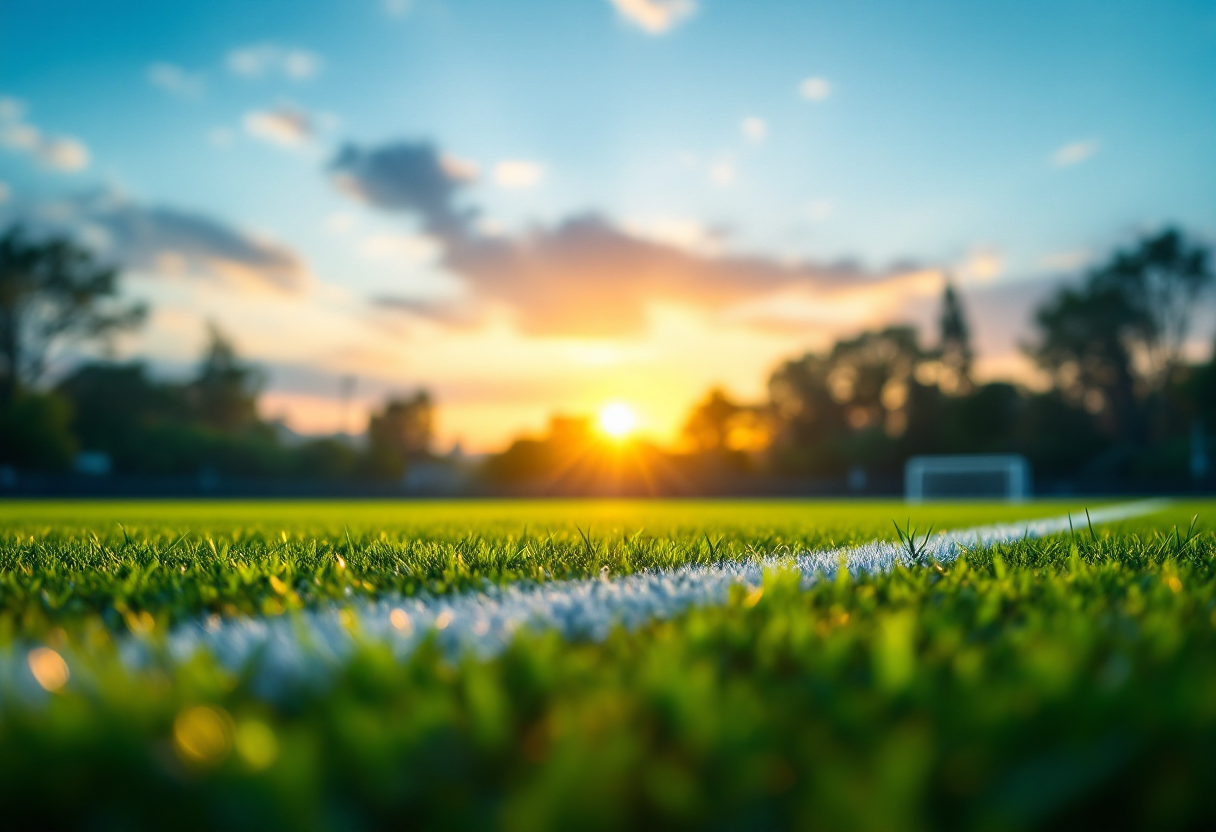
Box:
[0, 393, 76, 471]
[1030, 281, 1141, 439]
[0, 226, 145, 409]
[682, 388, 742, 453]
[767, 326, 929, 474]
[822, 326, 926, 437]
[1028, 228, 1211, 443]
[1093, 228, 1212, 388]
[189, 323, 263, 432]
[364, 391, 434, 478]
[936, 281, 973, 394]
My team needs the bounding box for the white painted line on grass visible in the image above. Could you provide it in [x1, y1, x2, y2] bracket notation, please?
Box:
[122, 500, 1167, 694]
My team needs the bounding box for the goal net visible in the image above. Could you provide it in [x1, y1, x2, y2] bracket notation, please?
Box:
[905, 454, 1031, 502]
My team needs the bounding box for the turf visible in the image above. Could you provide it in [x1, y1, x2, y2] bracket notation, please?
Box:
[1, 499, 1214, 831]
[0, 499, 1115, 634]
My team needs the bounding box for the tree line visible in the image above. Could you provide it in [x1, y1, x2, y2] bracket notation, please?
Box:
[0, 227, 434, 481]
[1, 223, 1213, 491]
[486, 228, 1214, 492]
[676, 227, 1214, 488]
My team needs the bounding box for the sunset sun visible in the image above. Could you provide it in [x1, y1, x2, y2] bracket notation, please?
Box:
[598, 402, 638, 440]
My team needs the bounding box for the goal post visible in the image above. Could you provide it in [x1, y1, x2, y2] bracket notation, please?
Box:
[905, 454, 1031, 503]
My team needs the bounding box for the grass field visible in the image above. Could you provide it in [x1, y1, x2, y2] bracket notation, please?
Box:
[2, 499, 1215, 831]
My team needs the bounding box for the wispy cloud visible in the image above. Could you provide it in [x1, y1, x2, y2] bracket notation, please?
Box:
[0, 96, 89, 172]
[741, 117, 767, 143]
[494, 160, 545, 189]
[18, 191, 311, 293]
[1052, 139, 1098, 168]
[147, 63, 205, 98]
[227, 43, 323, 80]
[1039, 249, 1091, 272]
[608, 0, 697, 35]
[956, 246, 1003, 284]
[358, 232, 440, 264]
[799, 77, 832, 101]
[243, 106, 317, 148]
[382, 0, 412, 18]
[709, 159, 736, 187]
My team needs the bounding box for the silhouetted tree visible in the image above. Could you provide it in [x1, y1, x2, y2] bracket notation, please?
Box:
[57, 361, 187, 466]
[769, 352, 843, 450]
[936, 281, 973, 394]
[1096, 228, 1212, 388]
[682, 388, 743, 453]
[823, 326, 926, 437]
[1028, 228, 1211, 443]
[0, 393, 76, 471]
[364, 391, 434, 478]
[190, 323, 263, 432]
[0, 226, 145, 408]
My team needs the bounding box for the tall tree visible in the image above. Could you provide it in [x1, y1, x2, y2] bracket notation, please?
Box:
[365, 391, 434, 478]
[937, 281, 973, 394]
[822, 326, 925, 436]
[0, 226, 145, 408]
[1029, 227, 1212, 442]
[682, 388, 743, 453]
[1094, 228, 1212, 388]
[189, 323, 263, 432]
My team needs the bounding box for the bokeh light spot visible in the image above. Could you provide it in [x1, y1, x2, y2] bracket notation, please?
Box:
[174, 705, 233, 766]
[235, 720, 279, 771]
[28, 647, 69, 692]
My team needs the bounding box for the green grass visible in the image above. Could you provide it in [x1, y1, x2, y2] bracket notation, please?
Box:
[0, 499, 1110, 634]
[1, 499, 1215, 831]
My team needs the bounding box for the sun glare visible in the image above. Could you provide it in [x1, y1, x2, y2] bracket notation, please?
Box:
[598, 402, 638, 440]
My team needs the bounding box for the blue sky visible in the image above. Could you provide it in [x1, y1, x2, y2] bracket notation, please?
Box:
[1, 0, 1214, 448]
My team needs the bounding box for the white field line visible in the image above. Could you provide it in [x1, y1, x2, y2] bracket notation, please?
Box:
[110, 500, 1168, 694]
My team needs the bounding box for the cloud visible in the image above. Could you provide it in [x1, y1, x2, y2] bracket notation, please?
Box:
[330, 140, 476, 236]
[956, 247, 1003, 284]
[448, 217, 933, 337]
[370, 296, 482, 328]
[799, 77, 832, 101]
[358, 232, 440, 264]
[608, 0, 697, 34]
[709, 160, 736, 187]
[494, 160, 545, 189]
[623, 217, 725, 257]
[0, 96, 89, 172]
[243, 106, 316, 148]
[227, 44, 323, 80]
[1039, 249, 1091, 272]
[332, 138, 931, 339]
[22, 192, 310, 292]
[0, 97, 22, 121]
[147, 63, 205, 98]
[741, 117, 767, 143]
[382, 0, 412, 17]
[1052, 139, 1098, 168]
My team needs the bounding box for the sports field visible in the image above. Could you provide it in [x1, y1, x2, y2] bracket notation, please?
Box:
[2, 498, 1214, 830]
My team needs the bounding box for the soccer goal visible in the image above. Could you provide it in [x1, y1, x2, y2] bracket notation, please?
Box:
[905, 454, 1031, 503]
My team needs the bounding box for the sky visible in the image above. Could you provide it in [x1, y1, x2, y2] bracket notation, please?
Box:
[1, 0, 1214, 451]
